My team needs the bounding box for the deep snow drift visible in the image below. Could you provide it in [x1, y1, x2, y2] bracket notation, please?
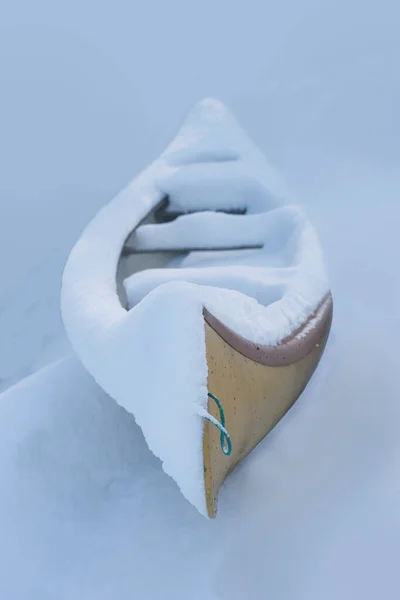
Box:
[1, 300, 399, 599]
[1, 0, 400, 598]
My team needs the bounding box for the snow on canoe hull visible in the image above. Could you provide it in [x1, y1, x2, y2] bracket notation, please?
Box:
[61, 98, 332, 517]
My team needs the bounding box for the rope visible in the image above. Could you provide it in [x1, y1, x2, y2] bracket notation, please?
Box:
[204, 392, 232, 456]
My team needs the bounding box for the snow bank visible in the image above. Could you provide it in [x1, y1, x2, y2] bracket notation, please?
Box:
[1, 302, 399, 600]
[61, 98, 329, 516]
[2, 0, 400, 595]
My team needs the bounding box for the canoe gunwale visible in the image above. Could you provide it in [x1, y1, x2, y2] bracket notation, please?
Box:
[203, 293, 333, 367]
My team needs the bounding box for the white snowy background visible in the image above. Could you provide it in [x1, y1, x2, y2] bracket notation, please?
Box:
[1, 0, 400, 598]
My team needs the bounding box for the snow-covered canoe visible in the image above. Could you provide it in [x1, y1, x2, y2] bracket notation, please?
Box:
[61, 99, 333, 518]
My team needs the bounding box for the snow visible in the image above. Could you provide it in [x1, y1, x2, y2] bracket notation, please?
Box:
[60, 99, 328, 516]
[1, 0, 400, 598]
[126, 204, 328, 344]
[1, 303, 399, 599]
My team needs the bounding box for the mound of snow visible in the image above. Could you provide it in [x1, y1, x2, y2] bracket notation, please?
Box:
[60, 99, 329, 515]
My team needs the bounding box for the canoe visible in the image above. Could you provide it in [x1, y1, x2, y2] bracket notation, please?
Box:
[61, 98, 332, 518]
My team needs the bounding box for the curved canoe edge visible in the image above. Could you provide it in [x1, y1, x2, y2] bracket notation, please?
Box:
[203, 292, 333, 368]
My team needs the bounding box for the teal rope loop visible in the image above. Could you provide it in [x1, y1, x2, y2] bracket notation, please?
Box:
[206, 392, 232, 456]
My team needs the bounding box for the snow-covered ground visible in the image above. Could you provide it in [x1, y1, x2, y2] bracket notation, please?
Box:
[1, 1, 399, 598]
